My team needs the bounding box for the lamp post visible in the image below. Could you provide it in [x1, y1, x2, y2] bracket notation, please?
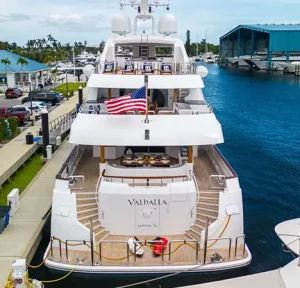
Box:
[29, 79, 34, 126]
[66, 72, 69, 100]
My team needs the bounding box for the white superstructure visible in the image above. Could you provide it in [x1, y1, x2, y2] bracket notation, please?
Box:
[44, 0, 251, 276]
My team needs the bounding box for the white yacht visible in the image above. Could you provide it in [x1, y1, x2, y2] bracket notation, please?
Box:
[203, 53, 216, 64]
[279, 61, 300, 73]
[44, 0, 251, 276]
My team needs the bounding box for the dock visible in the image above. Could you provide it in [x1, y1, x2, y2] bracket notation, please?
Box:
[0, 92, 83, 188]
[0, 90, 86, 286]
[181, 270, 281, 288]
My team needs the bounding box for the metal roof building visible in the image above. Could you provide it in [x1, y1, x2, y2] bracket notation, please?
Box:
[219, 24, 300, 67]
[0, 50, 50, 91]
[0, 50, 49, 73]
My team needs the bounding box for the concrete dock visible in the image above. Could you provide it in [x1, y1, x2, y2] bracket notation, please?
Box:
[0, 90, 86, 286]
[0, 92, 83, 187]
[182, 269, 281, 288]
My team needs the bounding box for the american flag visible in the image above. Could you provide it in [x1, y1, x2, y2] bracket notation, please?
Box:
[105, 86, 147, 114]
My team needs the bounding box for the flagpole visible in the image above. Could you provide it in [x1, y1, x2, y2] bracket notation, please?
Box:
[145, 84, 149, 123]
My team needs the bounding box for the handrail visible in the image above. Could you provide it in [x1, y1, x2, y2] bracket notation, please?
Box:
[49, 234, 247, 266]
[56, 146, 78, 179]
[213, 146, 238, 178]
[95, 177, 105, 219]
[168, 240, 199, 263]
[235, 234, 246, 258]
[191, 173, 200, 217]
[207, 237, 232, 260]
[102, 169, 188, 180]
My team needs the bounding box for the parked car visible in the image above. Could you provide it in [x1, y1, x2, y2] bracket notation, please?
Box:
[13, 105, 41, 119]
[5, 88, 23, 99]
[0, 107, 30, 124]
[23, 101, 50, 110]
[22, 91, 62, 106]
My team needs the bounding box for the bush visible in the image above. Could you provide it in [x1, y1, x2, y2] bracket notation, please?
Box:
[0, 118, 6, 142]
[7, 117, 19, 136]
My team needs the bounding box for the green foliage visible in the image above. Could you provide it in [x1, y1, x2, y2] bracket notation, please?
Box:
[7, 117, 18, 136]
[43, 55, 55, 64]
[0, 152, 44, 205]
[156, 47, 173, 55]
[0, 118, 6, 142]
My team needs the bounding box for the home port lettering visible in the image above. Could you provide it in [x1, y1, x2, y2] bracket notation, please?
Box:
[128, 199, 167, 206]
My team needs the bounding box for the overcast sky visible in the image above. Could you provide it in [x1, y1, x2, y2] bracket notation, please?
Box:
[1, 0, 300, 46]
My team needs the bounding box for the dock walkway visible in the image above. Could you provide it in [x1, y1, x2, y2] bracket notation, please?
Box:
[0, 140, 74, 286]
[0, 91, 85, 187]
[0, 89, 87, 286]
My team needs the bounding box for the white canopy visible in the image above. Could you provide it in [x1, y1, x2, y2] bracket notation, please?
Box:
[148, 75, 204, 89]
[69, 114, 223, 146]
[87, 74, 204, 89]
[88, 74, 145, 89]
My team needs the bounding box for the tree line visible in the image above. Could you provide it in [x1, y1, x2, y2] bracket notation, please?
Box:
[185, 30, 219, 56]
[0, 36, 106, 64]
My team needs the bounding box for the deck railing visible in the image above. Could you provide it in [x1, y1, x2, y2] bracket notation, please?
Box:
[101, 169, 189, 187]
[49, 233, 247, 266]
[96, 61, 196, 75]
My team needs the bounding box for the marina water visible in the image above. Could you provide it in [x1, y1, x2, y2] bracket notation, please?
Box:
[29, 64, 300, 287]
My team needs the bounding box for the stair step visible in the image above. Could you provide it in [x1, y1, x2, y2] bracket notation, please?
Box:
[197, 202, 219, 210]
[85, 219, 101, 229]
[79, 213, 98, 222]
[76, 198, 96, 205]
[195, 220, 206, 229]
[198, 197, 219, 204]
[199, 192, 220, 198]
[197, 212, 217, 222]
[93, 225, 105, 235]
[77, 203, 98, 211]
[96, 231, 110, 244]
[191, 224, 203, 233]
[186, 229, 201, 241]
[197, 208, 218, 217]
[76, 193, 96, 199]
[77, 208, 98, 218]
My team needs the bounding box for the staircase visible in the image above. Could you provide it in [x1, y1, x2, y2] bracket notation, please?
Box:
[179, 89, 190, 101]
[186, 191, 219, 241]
[76, 192, 109, 244]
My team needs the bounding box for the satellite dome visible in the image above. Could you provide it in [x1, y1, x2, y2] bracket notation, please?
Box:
[112, 13, 131, 35]
[83, 65, 95, 78]
[196, 66, 209, 78]
[158, 13, 177, 36]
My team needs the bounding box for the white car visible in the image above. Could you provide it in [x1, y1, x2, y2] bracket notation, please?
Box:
[23, 101, 48, 110]
[13, 104, 41, 119]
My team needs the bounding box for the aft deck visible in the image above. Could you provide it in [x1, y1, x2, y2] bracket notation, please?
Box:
[71, 146, 223, 192]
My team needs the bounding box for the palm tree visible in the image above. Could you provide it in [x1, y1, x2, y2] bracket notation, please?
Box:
[17, 57, 28, 90]
[0, 58, 11, 89]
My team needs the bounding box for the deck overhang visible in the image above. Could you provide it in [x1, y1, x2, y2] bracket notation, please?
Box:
[87, 74, 204, 89]
[69, 114, 223, 146]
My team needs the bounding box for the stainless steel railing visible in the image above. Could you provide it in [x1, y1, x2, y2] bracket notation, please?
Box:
[49, 233, 247, 266]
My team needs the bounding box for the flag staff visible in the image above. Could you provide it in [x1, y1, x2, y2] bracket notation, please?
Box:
[145, 84, 149, 123]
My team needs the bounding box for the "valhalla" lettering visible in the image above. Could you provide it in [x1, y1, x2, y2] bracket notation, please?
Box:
[128, 199, 167, 206]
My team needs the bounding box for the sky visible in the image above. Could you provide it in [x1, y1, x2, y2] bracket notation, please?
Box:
[1, 0, 300, 46]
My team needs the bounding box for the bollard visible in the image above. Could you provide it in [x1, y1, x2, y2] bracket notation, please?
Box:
[78, 86, 83, 106]
[41, 109, 49, 158]
[46, 145, 52, 159]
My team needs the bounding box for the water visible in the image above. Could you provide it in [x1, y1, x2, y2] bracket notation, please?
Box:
[29, 65, 300, 287]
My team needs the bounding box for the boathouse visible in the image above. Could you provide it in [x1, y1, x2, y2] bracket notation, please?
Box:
[219, 24, 300, 67]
